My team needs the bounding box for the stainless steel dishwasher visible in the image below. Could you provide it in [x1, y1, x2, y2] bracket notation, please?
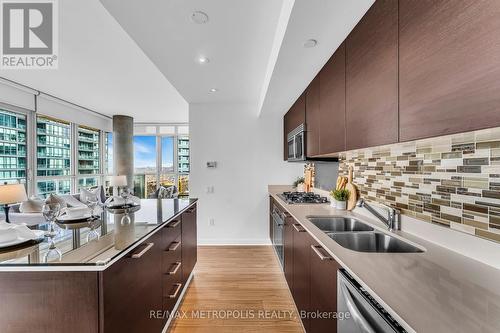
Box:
[338, 269, 408, 333]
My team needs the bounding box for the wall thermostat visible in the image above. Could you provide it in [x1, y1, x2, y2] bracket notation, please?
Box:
[206, 161, 217, 168]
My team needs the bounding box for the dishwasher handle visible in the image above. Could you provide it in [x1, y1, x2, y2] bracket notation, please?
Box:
[340, 282, 376, 333]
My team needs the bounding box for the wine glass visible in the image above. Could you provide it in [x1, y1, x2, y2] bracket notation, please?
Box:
[86, 194, 99, 218]
[42, 202, 62, 262]
[86, 218, 101, 243]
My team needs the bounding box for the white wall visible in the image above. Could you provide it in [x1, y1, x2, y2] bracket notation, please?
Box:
[190, 103, 303, 245]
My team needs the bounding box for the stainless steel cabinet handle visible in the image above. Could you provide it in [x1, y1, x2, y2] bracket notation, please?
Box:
[311, 245, 333, 260]
[293, 223, 305, 232]
[168, 220, 181, 228]
[168, 241, 181, 251]
[131, 243, 154, 259]
[169, 283, 183, 299]
[168, 262, 182, 275]
[340, 282, 376, 333]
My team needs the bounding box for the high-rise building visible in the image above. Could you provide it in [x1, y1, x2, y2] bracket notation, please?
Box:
[0, 110, 27, 185]
[36, 116, 71, 196]
[178, 137, 189, 173]
[77, 126, 100, 190]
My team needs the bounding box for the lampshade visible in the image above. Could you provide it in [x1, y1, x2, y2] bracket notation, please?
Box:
[0, 184, 27, 204]
[109, 175, 127, 187]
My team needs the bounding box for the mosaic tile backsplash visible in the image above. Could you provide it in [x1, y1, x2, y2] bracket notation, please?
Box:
[338, 127, 500, 244]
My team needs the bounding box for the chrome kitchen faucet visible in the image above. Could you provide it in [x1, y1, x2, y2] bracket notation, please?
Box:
[356, 198, 400, 232]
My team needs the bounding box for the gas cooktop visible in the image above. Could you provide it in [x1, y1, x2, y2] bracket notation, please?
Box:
[278, 191, 329, 204]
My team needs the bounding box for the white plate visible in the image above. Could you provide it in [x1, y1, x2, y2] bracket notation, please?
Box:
[57, 213, 91, 222]
[0, 230, 44, 248]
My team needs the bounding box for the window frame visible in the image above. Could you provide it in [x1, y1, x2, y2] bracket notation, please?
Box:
[133, 124, 189, 198]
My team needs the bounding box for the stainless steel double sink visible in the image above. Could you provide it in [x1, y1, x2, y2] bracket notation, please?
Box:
[307, 216, 424, 253]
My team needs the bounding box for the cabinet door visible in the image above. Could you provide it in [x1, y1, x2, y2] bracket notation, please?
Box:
[309, 243, 340, 333]
[346, 0, 398, 150]
[283, 216, 294, 290]
[102, 232, 163, 333]
[319, 43, 346, 155]
[399, 0, 500, 141]
[181, 204, 197, 285]
[284, 93, 306, 160]
[291, 223, 313, 331]
[306, 75, 320, 157]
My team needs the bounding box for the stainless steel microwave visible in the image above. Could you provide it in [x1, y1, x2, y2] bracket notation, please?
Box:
[287, 124, 305, 161]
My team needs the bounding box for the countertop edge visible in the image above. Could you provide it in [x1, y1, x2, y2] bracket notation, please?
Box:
[269, 190, 417, 333]
[0, 199, 198, 272]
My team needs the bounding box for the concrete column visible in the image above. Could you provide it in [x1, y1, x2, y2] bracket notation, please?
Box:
[113, 115, 134, 193]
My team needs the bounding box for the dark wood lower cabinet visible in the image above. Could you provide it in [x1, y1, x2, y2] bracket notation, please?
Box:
[181, 206, 197, 285]
[283, 216, 294, 290]
[291, 223, 313, 331]
[274, 209, 341, 333]
[0, 271, 99, 333]
[309, 243, 340, 333]
[101, 231, 163, 333]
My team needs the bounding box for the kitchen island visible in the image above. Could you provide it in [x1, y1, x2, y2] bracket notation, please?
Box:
[0, 198, 197, 333]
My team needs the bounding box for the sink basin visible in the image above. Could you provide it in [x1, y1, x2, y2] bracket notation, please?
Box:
[307, 216, 374, 232]
[328, 232, 424, 253]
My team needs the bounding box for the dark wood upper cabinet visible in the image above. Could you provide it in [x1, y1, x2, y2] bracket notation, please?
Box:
[306, 75, 320, 157]
[399, 0, 500, 141]
[346, 0, 398, 150]
[319, 43, 346, 155]
[284, 92, 306, 160]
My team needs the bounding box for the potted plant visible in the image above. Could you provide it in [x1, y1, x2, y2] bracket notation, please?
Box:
[330, 188, 350, 210]
[293, 177, 305, 192]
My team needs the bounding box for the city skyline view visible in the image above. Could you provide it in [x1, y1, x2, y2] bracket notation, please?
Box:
[134, 136, 174, 172]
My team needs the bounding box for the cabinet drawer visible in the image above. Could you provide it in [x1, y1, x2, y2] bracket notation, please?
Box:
[162, 235, 182, 273]
[163, 265, 183, 297]
[162, 219, 181, 249]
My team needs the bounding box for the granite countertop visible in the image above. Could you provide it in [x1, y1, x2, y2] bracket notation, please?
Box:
[269, 185, 500, 333]
[0, 198, 197, 271]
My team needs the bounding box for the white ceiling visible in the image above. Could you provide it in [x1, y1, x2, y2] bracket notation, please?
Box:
[0, 0, 188, 123]
[100, 0, 285, 104]
[259, 0, 375, 116]
[0, 0, 374, 123]
[101, 0, 374, 115]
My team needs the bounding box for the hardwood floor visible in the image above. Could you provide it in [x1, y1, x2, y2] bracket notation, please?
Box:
[168, 246, 304, 333]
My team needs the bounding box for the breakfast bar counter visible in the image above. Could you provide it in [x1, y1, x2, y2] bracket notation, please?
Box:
[0, 198, 198, 333]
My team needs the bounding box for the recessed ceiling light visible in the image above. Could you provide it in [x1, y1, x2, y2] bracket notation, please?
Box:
[304, 39, 318, 48]
[191, 11, 209, 24]
[198, 56, 210, 64]
[209, 88, 218, 93]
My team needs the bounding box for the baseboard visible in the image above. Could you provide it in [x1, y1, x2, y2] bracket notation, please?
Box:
[197, 239, 272, 246]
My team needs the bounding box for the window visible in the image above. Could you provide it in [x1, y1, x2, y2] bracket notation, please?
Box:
[133, 125, 189, 198]
[78, 126, 100, 175]
[37, 116, 71, 177]
[36, 116, 71, 196]
[0, 109, 27, 185]
[133, 136, 157, 198]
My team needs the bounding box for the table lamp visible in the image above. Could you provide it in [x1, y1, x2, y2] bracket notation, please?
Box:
[109, 175, 128, 197]
[0, 183, 27, 223]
